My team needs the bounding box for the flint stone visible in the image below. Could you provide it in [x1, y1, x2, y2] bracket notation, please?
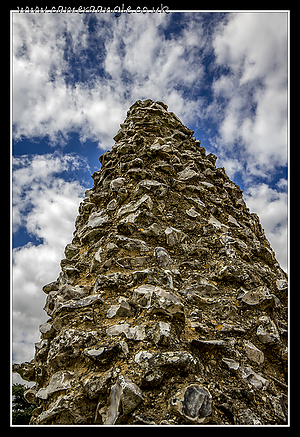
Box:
[222, 357, 240, 370]
[88, 210, 109, 228]
[208, 214, 228, 229]
[47, 329, 101, 368]
[244, 340, 264, 364]
[181, 278, 219, 296]
[94, 247, 102, 263]
[169, 385, 212, 424]
[148, 321, 177, 346]
[154, 246, 173, 267]
[227, 215, 241, 227]
[135, 350, 198, 373]
[43, 285, 91, 316]
[36, 370, 73, 400]
[106, 300, 134, 318]
[116, 235, 151, 253]
[39, 322, 56, 339]
[276, 279, 288, 291]
[81, 228, 104, 244]
[132, 284, 184, 320]
[12, 361, 36, 382]
[42, 280, 60, 294]
[234, 408, 262, 425]
[139, 179, 162, 190]
[141, 368, 165, 387]
[239, 286, 280, 309]
[107, 199, 118, 210]
[113, 129, 125, 142]
[149, 290, 185, 320]
[177, 167, 199, 181]
[186, 207, 201, 218]
[84, 341, 128, 363]
[119, 210, 141, 225]
[188, 197, 205, 209]
[83, 369, 112, 399]
[93, 272, 132, 292]
[64, 244, 80, 259]
[106, 323, 146, 341]
[256, 316, 280, 344]
[142, 222, 161, 237]
[54, 294, 104, 316]
[191, 338, 236, 352]
[36, 395, 73, 425]
[150, 143, 173, 154]
[239, 366, 269, 390]
[24, 387, 38, 405]
[117, 194, 153, 218]
[165, 226, 185, 246]
[270, 394, 288, 422]
[100, 375, 143, 425]
[110, 177, 125, 191]
[127, 168, 147, 179]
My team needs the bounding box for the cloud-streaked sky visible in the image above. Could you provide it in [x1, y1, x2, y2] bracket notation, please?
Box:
[12, 11, 289, 371]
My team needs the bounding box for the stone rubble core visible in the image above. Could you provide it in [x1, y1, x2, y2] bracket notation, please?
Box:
[13, 99, 288, 425]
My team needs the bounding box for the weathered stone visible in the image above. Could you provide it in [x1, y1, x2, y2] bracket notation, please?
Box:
[234, 408, 262, 425]
[141, 222, 161, 237]
[106, 300, 134, 318]
[24, 387, 38, 405]
[84, 341, 128, 363]
[54, 294, 104, 316]
[36, 371, 73, 400]
[244, 340, 264, 364]
[64, 244, 80, 259]
[148, 321, 178, 346]
[256, 316, 280, 344]
[222, 357, 240, 370]
[165, 226, 185, 246]
[186, 207, 201, 218]
[169, 385, 212, 424]
[83, 369, 113, 399]
[154, 246, 173, 268]
[177, 167, 199, 181]
[115, 234, 151, 253]
[117, 194, 153, 218]
[39, 322, 56, 339]
[106, 323, 146, 341]
[139, 179, 162, 190]
[99, 375, 143, 424]
[87, 210, 109, 228]
[238, 366, 269, 390]
[238, 286, 280, 309]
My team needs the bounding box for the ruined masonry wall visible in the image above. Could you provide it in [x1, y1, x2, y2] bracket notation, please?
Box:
[13, 99, 288, 425]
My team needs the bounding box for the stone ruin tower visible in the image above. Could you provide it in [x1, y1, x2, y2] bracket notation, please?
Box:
[13, 99, 288, 425]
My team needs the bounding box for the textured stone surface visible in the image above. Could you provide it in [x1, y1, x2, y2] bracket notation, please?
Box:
[13, 99, 288, 425]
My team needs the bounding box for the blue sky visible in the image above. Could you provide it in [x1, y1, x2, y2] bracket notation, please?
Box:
[12, 11, 288, 369]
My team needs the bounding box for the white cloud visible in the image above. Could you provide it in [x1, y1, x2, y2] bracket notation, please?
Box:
[244, 183, 288, 272]
[13, 13, 208, 149]
[212, 12, 288, 179]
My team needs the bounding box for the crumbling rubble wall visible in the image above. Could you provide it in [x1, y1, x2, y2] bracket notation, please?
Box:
[13, 99, 288, 425]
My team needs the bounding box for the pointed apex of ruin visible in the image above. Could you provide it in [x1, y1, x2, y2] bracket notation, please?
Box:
[13, 98, 288, 425]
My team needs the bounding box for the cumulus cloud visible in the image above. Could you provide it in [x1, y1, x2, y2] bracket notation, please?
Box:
[211, 12, 288, 180]
[12, 153, 89, 363]
[13, 13, 209, 149]
[244, 183, 288, 272]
